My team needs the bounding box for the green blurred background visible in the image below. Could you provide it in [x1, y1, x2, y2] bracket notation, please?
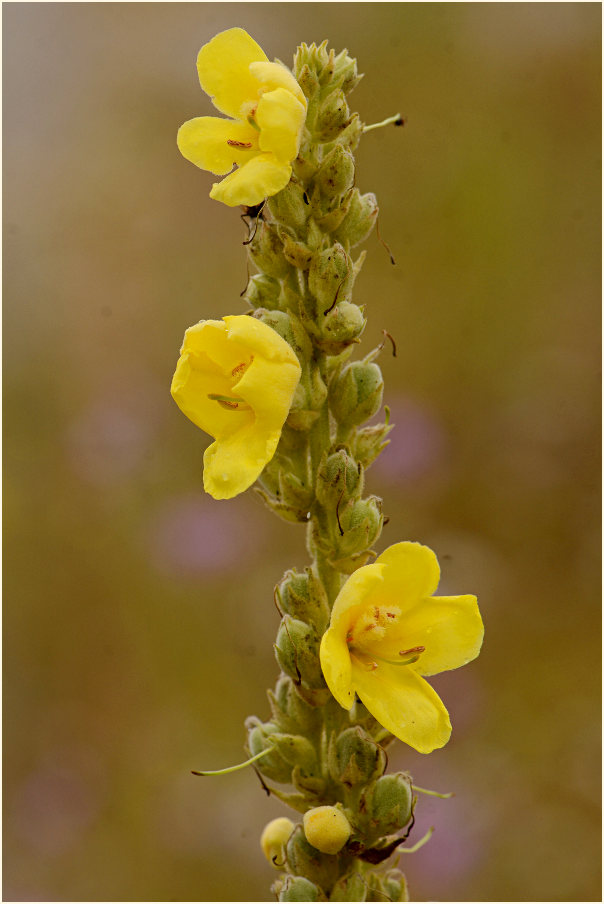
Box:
[3, 3, 601, 901]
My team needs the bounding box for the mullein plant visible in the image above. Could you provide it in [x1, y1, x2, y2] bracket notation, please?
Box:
[172, 28, 484, 902]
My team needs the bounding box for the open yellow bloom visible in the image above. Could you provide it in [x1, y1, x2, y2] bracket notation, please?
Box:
[320, 542, 484, 754]
[171, 315, 301, 499]
[177, 27, 307, 207]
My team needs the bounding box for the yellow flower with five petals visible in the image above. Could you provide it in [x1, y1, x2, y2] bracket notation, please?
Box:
[320, 542, 484, 754]
[177, 27, 307, 207]
[171, 314, 301, 499]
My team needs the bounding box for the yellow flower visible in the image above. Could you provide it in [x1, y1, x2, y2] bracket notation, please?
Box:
[177, 27, 307, 207]
[320, 542, 484, 754]
[171, 314, 301, 499]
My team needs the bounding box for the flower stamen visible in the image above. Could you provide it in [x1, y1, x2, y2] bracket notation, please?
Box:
[227, 139, 253, 149]
[207, 393, 250, 410]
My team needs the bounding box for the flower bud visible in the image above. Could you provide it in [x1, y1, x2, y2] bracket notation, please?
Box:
[286, 825, 340, 891]
[279, 875, 324, 902]
[275, 615, 325, 689]
[314, 89, 351, 141]
[296, 63, 321, 103]
[248, 221, 290, 278]
[334, 112, 363, 153]
[243, 273, 282, 310]
[332, 726, 386, 787]
[335, 190, 378, 248]
[331, 496, 383, 572]
[316, 448, 363, 510]
[267, 181, 310, 233]
[366, 773, 413, 837]
[283, 235, 314, 270]
[318, 300, 365, 355]
[315, 145, 355, 203]
[330, 361, 384, 428]
[276, 569, 330, 632]
[332, 49, 362, 95]
[352, 421, 393, 469]
[308, 243, 353, 314]
[268, 673, 318, 734]
[381, 869, 409, 903]
[277, 470, 313, 511]
[270, 732, 317, 774]
[261, 817, 295, 869]
[329, 870, 367, 902]
[255, 308, 311, 362]
[246, 718, 293, 784]
[303, 805, 352, 855]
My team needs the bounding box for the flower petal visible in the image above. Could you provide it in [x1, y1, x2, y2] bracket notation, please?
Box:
[320, 627, 355, 710]
[209, 153, 292, 207]
[375, 542, 441, 611]
[249, 60, 307, 108]
[352, 661, 452, 754]
[329, 564, 386, 637]
[203, 422, 275, 499]
[256, 88, 307, 163]
[223, 314, 300, 366]
[170, 350, 253, 440]
[196, 27, 267, 119]
[402, 595, 484, 677]
[177, 117, 259, 175]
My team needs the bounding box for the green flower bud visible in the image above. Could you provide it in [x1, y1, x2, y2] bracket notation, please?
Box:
[329, 870, 368, 902]
[275, 616, 325, 689]
[308, 243, 353, 314]
[255, 308, 312, 362]
[293, 41, 330, 82]
[270, 732, 318, 774]
[303, 805, 352, 855]
[352, 421, 394, 469]
[296, 63, 321, 103]
[334, 112, 363, 153]
[330, 361, 384, 428]
[332, 726, 387, 787]
[267, 181, 310, 232]
[330, 496, 383, 570]
[276, 568, 330, 632]
[314, 89, 351, 141]
[279, 875, 325, 903]
[316, 448, 363, 509]
[365, 773, 413, 837]
[382, 869, 409, 903]
[318, 300, 365, 355]
[243, 273, 282, 310]
[335, 190, 379, 248]
[248, 221, 290, 278]
[261, 817, 295, 869]
[277, 470, 313, 511]
[256, 487, 311, 524]
[246, 718, 293, 784]
[331, 49, 362, 95]
[286, 825, 340, 893]
[315, 145, 355, 203]
[283, 235, 314, 270]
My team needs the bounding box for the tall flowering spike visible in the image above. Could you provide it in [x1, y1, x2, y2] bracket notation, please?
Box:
[173, 31, 482, 901]
[177, 28, 307, 207]
[320, 542, 484, 753]
[171, 315, 301, 499]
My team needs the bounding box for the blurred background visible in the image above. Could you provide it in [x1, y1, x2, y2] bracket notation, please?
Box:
[3, 3, 601, 901]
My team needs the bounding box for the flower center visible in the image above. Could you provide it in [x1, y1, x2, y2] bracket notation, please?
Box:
[346, 605, 425, 671]
[207, 359, 253, 411]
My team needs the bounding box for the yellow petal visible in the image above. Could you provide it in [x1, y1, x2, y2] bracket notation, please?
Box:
[177, 116, 259, 175]
[249, 60, 307, 108]
[196, 27, 267, 119]
[329, 564, 386, 637]
[375, 542, 441, 610]
[171, 350, 253, 440]
[320, 627, 355, 710]
[223, 314, 300, 366]
[203, 422, 275, 499]
[352, 661, 452, 754]
[210, 153, 291, 207]
[256, 88, 307, 163]
[376, 594, 484, 678]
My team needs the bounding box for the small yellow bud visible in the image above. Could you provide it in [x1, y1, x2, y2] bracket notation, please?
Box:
[260, 817, 295, 869]
[303, 805, 351, 855]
